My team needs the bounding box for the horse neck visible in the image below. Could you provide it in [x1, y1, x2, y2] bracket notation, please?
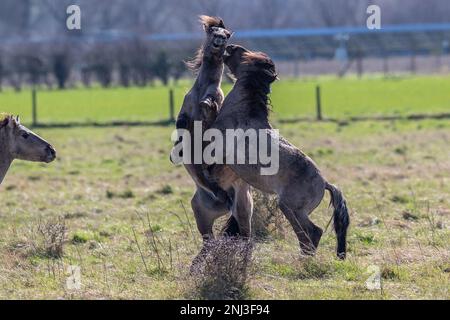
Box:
[232, 77, 271, 121]
[196, 53, 224, 85]
[0, 132, 13, 185]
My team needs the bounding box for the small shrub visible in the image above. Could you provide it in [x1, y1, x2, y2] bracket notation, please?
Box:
[106, 189, 135, 199]
[390, 195, 410, 204]
[381, 265, 402, 280]
[354, 232, 376, 245]
[63, 212, 87, 219]
[402, 211, 419, 221]
[394, 145, 408, 155]
[37, 218, 67, 258]
[296, 258, 334, 280]
[157, 185, 173, 195]
[251, 190, 285, 240]
[8, 217, 67, 259]
[149, 224, 163, 233]
[71, 231, 90, 244]
[121, 190, 135, 199]
[190, 237, 253, 300]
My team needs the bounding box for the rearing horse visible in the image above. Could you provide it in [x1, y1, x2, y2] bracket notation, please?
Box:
[171, 17, 254, 241]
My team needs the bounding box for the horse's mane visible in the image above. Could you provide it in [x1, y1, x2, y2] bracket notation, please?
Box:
[242, 51, 272, 65]
[239, 52, 278, 119]
[185, 15, 226, 72]
[185, 48, 203, 72]
[199, 15, 225, 30]
[0, 113, 14, 128]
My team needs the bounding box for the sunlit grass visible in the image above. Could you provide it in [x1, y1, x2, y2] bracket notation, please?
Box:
[0, 75, 449, 125]
[0, 120, 448, 299]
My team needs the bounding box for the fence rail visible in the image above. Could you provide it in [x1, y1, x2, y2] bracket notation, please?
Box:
[25, 86, 328, 127]
[1, 76, 449, 128]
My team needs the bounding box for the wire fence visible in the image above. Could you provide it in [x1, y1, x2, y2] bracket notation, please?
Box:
[1, 76, 449, 128]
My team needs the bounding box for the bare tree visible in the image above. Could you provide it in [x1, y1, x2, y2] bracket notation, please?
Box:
[51, 50, 72, 89]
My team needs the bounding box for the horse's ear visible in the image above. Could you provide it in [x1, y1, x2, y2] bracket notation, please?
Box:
[199, 15, 208, 32]
[7, 116, 15, 128]
[0, 117, 8, 128]
[218, 18, 225, 29]
[16, 115, 20, 124]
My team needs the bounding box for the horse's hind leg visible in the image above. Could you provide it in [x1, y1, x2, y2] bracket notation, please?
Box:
[279, 192, 324, 256]
[191, 187, 229, 241]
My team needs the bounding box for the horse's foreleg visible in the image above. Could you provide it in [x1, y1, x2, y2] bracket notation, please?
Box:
[191, 187, 229, 241]
[186, 164, 232, 208]
[190, 188, 229, 273]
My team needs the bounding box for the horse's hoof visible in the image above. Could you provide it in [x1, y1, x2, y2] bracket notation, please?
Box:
[337, 252, 346, 260]
[299, 227, 322, 256]
[299, 244, 317, 257]
[199, 99, 212, 109]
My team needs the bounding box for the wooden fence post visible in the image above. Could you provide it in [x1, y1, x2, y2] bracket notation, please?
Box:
[32, 88, 37, 126]
[169, 88, 175, 122]
[316, 85, 322, 121]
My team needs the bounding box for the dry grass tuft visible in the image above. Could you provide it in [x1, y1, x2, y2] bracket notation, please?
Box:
[296, 257, 335, 280]
[8, 217, 67, 259]
[251, 190, 285, 240]
[37, 217, 67, 258]
[190, 237, 254, 300]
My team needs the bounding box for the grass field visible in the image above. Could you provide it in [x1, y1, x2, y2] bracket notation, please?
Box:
[0, 75, 449, 124]
[0, 117, 448, 299]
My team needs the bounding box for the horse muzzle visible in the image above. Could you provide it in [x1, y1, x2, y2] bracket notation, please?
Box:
[44, 145, 56, 163]
[212, 37, 227, 51]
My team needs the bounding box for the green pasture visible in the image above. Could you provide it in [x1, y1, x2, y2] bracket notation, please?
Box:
[0, 74, 449, 299]
[0, 119, 448, 299]
[0, 75, 449, 124]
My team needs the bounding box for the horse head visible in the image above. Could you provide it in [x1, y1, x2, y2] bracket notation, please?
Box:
[200, 15, 232, 56]
[224, 44, 278, 83]
[0, 114, 56, 163]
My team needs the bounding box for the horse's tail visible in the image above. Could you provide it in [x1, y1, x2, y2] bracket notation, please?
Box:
[221, 215, 240, 237]
[325, 182, 350, 259]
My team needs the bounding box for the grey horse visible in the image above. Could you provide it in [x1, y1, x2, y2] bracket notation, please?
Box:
[209, 45, 350, 259]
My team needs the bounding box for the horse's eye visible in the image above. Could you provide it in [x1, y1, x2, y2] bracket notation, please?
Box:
[21, 132, 30, 139]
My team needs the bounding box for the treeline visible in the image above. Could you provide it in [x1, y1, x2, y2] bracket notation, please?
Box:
[0, 41, 190, 91]
[2, 0, 450, 38]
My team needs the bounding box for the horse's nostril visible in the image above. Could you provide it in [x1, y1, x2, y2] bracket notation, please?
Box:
[47, 146, 56, 157]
